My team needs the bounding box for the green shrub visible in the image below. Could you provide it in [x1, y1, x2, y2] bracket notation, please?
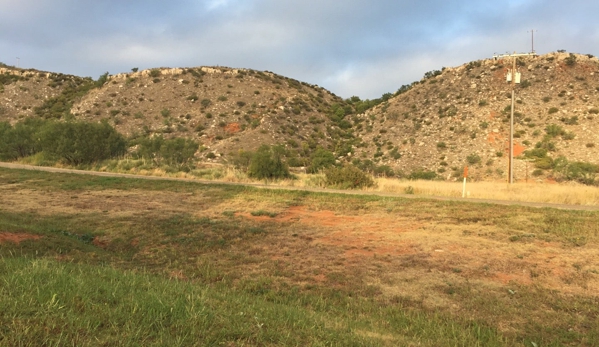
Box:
[408, 170, 437, 180]
[0, 118, 45, 160]
[555, 160, 599, 185]
[95, 72, 109, 88]
[230, 150, 254, 171]
[548, 107, 559, 114]
[545, 124, 565, 137]
[324, 165, 374, 189]
[564, 53, 577, 66]
[149, 69, 161, 78]
[374, 165, 394, 177]
[436, 142, 447, 149]
[532, 169, 544, 177]
[40, 120, 127, 165]
[247, 145, 291, 180]
[534, 157, 553, 170]
[524, 148, 548, 158]
[133, 136, 198, 167]
[201, 99, 211, 108]
[466, 153, 481, 165]
[562, 132, 575, 140]
[308, 147, 336, 173]
[560, 116, 578, 125]
[159, 138, 199, 166]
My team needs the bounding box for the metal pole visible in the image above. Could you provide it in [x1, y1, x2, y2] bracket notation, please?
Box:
[509, 55, 516, 184]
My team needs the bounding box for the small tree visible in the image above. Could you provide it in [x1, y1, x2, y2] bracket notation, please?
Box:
[231, 150, 254, 171]
[40, 120, 126, 165]
[0, 118, 46, 160]
[247, 145, 290, 180]
[308, 147, 335, 173]
[95, 72, 109, 88]
[159, 138, 199, 167]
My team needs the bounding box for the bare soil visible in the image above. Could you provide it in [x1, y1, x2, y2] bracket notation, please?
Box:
[240, 205, 599, 298]
[0, 232, 41, 244]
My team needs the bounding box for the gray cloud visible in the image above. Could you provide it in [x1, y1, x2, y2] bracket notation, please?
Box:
[1, 0, 597, 98]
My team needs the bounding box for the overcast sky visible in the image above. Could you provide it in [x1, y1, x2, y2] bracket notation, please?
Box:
[1, 0, 597, 99]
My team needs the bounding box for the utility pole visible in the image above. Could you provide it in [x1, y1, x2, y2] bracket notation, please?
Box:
[493, 51, 537, 184]
[16, 57, 19, 68]
[528, 29, 537, 53]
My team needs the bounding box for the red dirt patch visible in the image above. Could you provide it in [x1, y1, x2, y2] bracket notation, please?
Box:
[513, 142, 525, 156]
[0, 232, 41, 244]
[242, 206, 420, 258]
[487, 131, 503, 144]
[224, 122, 241, 134]
[239, 205, 599, 294]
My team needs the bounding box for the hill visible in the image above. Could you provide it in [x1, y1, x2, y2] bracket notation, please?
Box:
[0, 64, 357, 165]
[1, 52, 599, 182]
[350, 52, 599, 181]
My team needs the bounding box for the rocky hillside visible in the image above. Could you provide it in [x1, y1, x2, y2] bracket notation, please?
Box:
[0, 64, 353, 163]
[351, 52, 599, 181]
[0, 67, 90, 119]
[1, 52, 599, 182]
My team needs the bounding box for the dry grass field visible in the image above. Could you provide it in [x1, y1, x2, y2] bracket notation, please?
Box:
[101, 162, 599, 206]
[1, 166, 599, 345]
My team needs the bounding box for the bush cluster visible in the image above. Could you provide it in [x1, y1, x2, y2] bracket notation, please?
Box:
[408, 170, 437, 180]
[0, 118, 126, 164]
[324, 165, 374, 189]
[133, 136, 198, 169]
[247, 145, 291, 180]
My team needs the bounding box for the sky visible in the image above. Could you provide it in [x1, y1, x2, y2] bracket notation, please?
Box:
[0, 0, 598, 99]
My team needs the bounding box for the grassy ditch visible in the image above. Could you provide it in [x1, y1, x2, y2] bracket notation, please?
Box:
[1, 167, 598, 346]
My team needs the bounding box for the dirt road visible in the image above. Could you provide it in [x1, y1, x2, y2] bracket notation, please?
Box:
[1, 161, 597, 211]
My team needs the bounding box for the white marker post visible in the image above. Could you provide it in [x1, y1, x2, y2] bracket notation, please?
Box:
[462, 166, 468, 198]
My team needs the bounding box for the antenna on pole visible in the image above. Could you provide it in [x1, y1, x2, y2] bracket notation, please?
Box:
[527, 29, 537, 54]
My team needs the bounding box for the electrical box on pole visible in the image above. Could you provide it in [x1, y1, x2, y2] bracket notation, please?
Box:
[493, 51, 537, 184]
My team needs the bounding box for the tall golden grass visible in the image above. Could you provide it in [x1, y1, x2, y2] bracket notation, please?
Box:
[29, 157, 599, 206]
[370, 177, 599, 206]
